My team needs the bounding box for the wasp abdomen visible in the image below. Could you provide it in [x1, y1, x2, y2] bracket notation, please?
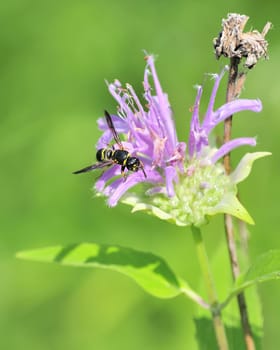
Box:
[96, 148, 113, 162]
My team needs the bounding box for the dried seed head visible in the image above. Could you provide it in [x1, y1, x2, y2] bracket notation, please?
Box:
[214, 13, 272, 69]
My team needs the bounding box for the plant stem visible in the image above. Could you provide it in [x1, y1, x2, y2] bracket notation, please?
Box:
[180, 286, 210, 310]
[224, 57, 255, 350]
[192, 226, 229, 350]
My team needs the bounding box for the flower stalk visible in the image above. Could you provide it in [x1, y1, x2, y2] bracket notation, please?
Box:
[192, 226, 229, 350]
[214, 13, 272, 350]
[224, 57, 255, 350]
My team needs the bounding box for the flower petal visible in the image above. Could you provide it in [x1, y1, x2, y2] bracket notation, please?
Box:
[95, 166, 120, 192]
[188, 85, 203, 157]
[164, 166, 178, 197]
[145, 56, 178, 154]
[211, 137, 257, 163]
[203, 99, 262, 133]
[108, 170, 162, 207]
[203, 67, 228, 126]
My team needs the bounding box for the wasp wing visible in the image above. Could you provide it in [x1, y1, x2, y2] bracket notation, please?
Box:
[72, 161, 113, 174]
[104, 110, 123, 149]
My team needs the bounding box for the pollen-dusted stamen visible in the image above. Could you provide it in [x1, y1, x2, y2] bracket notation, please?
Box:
[214, 13, 272, 68]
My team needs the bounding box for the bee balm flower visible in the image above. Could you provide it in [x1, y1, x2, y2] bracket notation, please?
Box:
[93, 56, 270, 227]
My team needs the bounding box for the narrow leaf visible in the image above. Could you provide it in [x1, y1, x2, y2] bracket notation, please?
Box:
[222, 250, 280, 308]
[17, 243, 187, 299]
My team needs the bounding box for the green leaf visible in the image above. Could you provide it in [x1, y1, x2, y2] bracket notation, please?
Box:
[234, 249, 280, 292]
[222, 249, 280, 308]
[17, 243, 189, 299]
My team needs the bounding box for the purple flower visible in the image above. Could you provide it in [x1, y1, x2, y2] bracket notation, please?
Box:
[95, 55, 186, 205]
[188, 67, 261, 161]
[92, 56, 269, 226]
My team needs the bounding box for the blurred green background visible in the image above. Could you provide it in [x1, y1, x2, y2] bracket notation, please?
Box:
[1, 0, 279, 349]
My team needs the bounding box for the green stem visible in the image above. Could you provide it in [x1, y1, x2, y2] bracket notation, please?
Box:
[180, 285, 210, 310]
[192, 226, 229, 350]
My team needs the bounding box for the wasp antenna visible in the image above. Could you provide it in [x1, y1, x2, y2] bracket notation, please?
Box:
[140, 161, 147, 178]
[142, 168, 147, 178]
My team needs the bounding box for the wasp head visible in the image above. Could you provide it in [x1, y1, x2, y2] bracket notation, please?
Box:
[126, 157, 147, 178]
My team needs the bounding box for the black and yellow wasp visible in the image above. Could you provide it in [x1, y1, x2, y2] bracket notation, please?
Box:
[73, 110, 147, 178]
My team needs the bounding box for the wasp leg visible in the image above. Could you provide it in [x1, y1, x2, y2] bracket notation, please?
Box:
[121, 165, 127, 181]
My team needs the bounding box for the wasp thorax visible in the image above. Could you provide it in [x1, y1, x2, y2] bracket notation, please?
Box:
[112, 149, 129, 165]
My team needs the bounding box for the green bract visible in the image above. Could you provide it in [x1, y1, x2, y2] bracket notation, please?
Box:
[122, 151, 271, 227]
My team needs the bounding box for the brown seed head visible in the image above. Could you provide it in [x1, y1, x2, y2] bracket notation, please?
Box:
[214, 13, 272, 69]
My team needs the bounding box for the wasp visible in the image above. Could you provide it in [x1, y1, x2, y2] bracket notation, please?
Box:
[73, 110, 147, 179]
